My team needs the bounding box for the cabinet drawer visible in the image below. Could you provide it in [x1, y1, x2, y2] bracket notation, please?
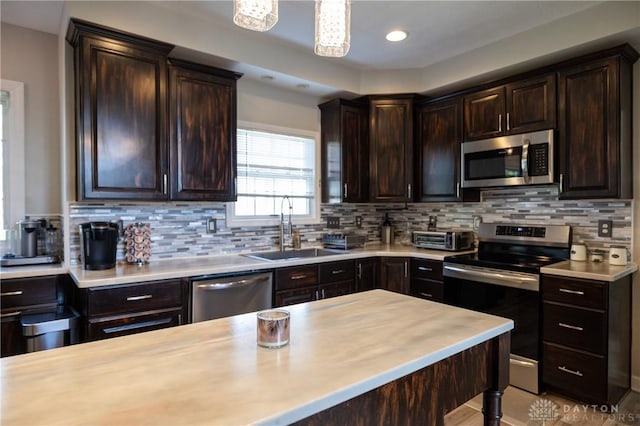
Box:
[275, 265, 318, 291]
[411, 279, 444, 302]
[275, 287, 316, 307]
[543, 302, 606, 354]
[411, 259, 443, 281]
[1, 275, 59, 309]
[86, 308, 183, 341]
[542, 276, 606, 309]
[543, 342, 606, 404]
[319, 260, 355, 284]
[87, 279, 183, 317]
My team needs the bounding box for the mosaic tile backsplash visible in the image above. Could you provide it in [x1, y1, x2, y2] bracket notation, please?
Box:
[68, 186, 632, 265]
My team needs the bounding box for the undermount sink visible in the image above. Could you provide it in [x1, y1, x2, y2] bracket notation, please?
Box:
[243, 248, 345, 262]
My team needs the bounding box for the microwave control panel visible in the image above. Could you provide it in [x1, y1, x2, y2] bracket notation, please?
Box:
[529, 143, 549, 176]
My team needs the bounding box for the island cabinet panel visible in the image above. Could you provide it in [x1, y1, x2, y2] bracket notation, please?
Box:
[274, 261, 355, 307]
[1, 275, 71, 357]
[410, 258, 444, 302]
[76, 278, 187, 342]
[415, 97, 466, 202]
[319, 99, 369, 203]
[368, 96, 415, 202]
[541, 274, 631, 406]
[355, 258, 378, 292]
[557, 46, 637, 199]
[379, 257, 410, 295]
[463, 73, 555, 141]
[67, 19, 173, 200]
[169, 60, 240, 201]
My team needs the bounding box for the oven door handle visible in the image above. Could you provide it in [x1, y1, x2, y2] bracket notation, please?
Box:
[443, 264, 539, 291]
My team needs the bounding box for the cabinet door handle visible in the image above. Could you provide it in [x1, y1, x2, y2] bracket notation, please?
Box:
[506, 112, 510, 131]
[456, 182, 460, 198]
[357, 264, 362, 280]
[559, 288, 584, 296]
[558, 366, 583, 377]
[407, 184, 412, 199]
[559, 173, 564, 193]
[290, 274, 307, 280]
[418, 266, 433, 272]
[419, 292, 433, 298]
[315, 290, 320, 300]
[558, 322, 583, 331]
[343, 183, 348, 199]
[103, 317, 172, 334]
[0, 311, 22, 318]
[498, 114, 502, 132]
[178, 313, 182, 326]
[126, 294, 153, 301]
[331, 269, 345, 275]
[163, 174, 168, 195]
[321, 288, 326, 299]
[1, 290, 23, 296]
[404, 261, 408, 277]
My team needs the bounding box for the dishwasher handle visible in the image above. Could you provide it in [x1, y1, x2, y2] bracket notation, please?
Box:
[196, 275, 271, 290]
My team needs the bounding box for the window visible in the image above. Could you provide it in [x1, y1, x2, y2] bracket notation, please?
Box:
[227, 122, 320, 227]
[1, 80, 25, 235]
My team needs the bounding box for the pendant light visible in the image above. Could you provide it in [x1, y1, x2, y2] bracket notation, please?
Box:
[233, 0, 278, 32]
[314, 0, 351, 57]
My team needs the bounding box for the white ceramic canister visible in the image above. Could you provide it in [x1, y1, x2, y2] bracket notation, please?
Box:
[608, 246, 628, 266]
[570, 243, 587, 261]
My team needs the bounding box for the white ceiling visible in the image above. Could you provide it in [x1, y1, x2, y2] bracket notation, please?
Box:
[1, 1, 639, 98]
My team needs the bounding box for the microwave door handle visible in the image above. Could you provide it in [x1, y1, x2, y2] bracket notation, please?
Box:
[521, 142, 529, 183]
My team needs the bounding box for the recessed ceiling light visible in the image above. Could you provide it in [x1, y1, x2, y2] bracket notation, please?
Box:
[261, 75, 275, 81]
[386, 30, 408, 42]
[296, 83, 310, 89]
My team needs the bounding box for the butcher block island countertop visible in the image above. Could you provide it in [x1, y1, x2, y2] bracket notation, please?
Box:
[1, 290, 513, 426]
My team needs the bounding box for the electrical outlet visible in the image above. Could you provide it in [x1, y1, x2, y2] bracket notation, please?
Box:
[206, 218, 217, 234]
[428, 216, 437, 231]
[355, 216, 363, 228]
[597, 220, 612, 237]
[327, 217, 340, 229]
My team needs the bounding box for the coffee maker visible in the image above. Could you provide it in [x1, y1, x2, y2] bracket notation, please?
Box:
[79, 222, 120, 270]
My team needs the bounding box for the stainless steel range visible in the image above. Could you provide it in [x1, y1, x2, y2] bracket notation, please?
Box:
[443, 222, 572, 394]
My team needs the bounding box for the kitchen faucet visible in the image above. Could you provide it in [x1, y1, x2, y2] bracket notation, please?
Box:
[280, 196, 293, 252]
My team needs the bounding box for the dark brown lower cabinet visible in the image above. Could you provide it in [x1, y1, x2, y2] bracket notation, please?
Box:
[1, 275, 71, 357]
[76, 278, 187, 342]
[410, 258, 444, 302]
[379, 257, 410, 295]
[274, 261, 355, 307]
[541, 274, 631, 405]
[355, 258, 378, 292]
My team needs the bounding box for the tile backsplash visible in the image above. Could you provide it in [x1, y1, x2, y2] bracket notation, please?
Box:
[68, 186, 631, 265]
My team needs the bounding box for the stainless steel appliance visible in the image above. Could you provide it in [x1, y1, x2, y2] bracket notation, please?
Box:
[322, 233, 367, 250]
[79, 222, 120, 270]
[443, 222, 572, 394]
[191, 271, 273, 322]
[461, 129, 554, 188]
[412, 230, 474, 251]
[1, 218, 61, 267]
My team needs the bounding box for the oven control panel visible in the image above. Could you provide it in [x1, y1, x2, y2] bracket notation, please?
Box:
[495, 226, 546, 238]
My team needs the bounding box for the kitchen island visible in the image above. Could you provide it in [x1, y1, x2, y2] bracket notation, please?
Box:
[1, 290, 512, 425]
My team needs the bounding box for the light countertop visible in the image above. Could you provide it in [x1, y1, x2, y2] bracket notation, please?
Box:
[541, 260, 638, 282]
[0, 289, 513, 426]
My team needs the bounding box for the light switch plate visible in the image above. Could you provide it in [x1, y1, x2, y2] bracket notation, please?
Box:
[597, 220, 612, 237]
[207, 218, 217, 234]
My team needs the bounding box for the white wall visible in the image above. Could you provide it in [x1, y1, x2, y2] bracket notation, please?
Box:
[0, 23, 61, 216]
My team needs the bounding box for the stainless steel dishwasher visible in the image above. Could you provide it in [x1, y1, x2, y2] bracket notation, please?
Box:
[191, 271, 273, 323]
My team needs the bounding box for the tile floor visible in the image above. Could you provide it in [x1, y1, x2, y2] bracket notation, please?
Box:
[444, 387, 640, 425]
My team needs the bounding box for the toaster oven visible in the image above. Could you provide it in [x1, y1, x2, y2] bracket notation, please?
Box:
[412, 230, 474, 251]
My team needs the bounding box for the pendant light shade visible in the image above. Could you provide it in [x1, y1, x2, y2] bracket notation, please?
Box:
[314, 0, 351, 57]
[233, 0, 278, 32]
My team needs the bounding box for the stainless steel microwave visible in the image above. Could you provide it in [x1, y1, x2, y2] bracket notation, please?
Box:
[461, 129, 554, 188]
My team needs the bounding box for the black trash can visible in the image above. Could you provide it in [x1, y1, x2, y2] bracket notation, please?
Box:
[21, 307, 80, 352]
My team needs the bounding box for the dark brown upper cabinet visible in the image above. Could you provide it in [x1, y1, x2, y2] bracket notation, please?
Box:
[557, 46, 638, 199]
[67, 19, 241, 202]
[463, 73, 556, 141]
[369, 95, 416, 202]
[415, 97, 466, 202]
[319, 99, 369, 203]
[67, 19, 173, 200]
[169, 60, 241, 201]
